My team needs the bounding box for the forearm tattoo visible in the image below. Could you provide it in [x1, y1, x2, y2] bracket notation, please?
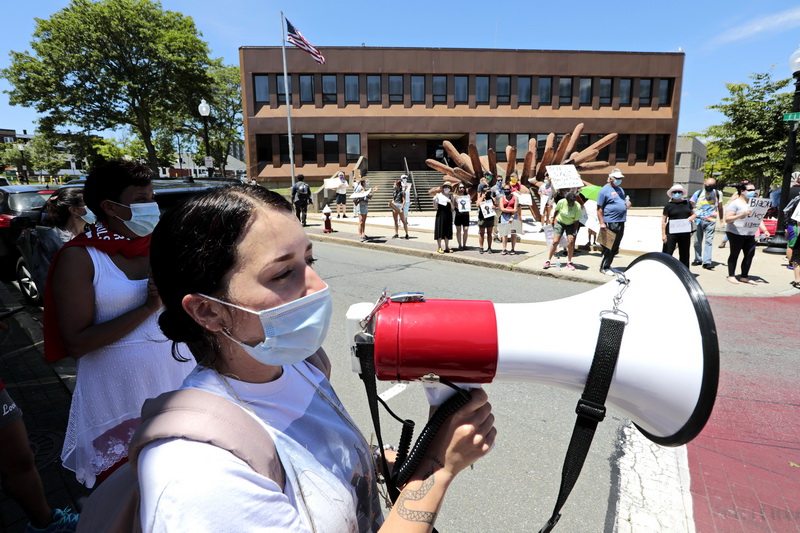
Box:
[397, 475, 437, 524]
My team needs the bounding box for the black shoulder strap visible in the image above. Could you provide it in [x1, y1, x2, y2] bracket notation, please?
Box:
[539, 317, 626, 533]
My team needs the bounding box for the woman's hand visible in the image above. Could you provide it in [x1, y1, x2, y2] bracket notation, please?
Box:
[662, 234, 668, 243]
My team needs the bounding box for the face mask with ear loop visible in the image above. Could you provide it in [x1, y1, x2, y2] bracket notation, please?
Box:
[198, 285, 333, 367]
[109, 201, 161, 237]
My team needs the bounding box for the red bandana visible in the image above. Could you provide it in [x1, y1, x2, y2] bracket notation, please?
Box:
[43, 222, 152, 362]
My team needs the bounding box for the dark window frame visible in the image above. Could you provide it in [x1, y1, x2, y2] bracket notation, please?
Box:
[635, 134, 648, 162]
[599, 78, 612, 106]
[254, 75, 269, 108]
[454, 75, 468, 103]
[476, 76, 489, 104]
[346, 133, 361, 162]
[344, 75, 359, 103]
[639, 78, 652, 106]
[538, 77, 552, 105]
[299, 75, 314, 104]
[323, 134, 339, 163]
[432, 75, 447, 104]
[389, 75, 403, 103]
[496, 76, 511, 105]
[559, 77, 573, 105]
[517, 76, 531, 105]
[366, 75, 381, 104]
[658, 79, 672, 106]
[579, 78, 592, 105]
[277, 75, 292, 105]
[322, 75, 337, 104]
[654, 134, 668, 162]
[301, 134, 316, 164]
[411, 75, 425, 103]
[619, 79, 632, 106]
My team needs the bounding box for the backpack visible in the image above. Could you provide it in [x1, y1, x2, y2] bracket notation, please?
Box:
[77, 354, 331, 533]
[295, 182, 310, 202]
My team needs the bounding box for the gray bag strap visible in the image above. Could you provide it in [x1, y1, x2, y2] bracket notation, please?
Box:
[129, 388, 286, 490]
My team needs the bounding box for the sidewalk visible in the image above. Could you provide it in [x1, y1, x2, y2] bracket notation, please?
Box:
[307, 209, 799, 297]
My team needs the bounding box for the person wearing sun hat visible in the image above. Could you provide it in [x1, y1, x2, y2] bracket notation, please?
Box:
[662, 184, 696, 268]
[596, 168, 631, 275]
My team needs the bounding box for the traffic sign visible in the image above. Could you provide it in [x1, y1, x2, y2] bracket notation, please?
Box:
[783, 112, 800, 121]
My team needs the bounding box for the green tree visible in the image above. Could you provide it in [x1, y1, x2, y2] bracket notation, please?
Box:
[0, 143, 26, 182]
[698, 71, 793, 193]
[27, 133, 65, 178]
[1, 0, 214, 174]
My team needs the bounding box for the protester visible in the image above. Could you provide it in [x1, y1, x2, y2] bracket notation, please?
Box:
[352, 176, 376, 242]
[785, 173, 800, 287]
[661, 184, 696, 269]
[334, 171, 349, 218]
[597, 168, 631, 275]
[390, 180, 409, 239]
[433, 182, 454, 253]
[140, 184, 496, 531]
[544, 192, 581, 270]
[724, 181, 767, 285]
[453, 183, 471, 250]
[290, 174, 312, 226]
[476, 188, 496, 254]
[499, 184, 520, 255]
[400, 174, 412, 226]
[44, 160, 191, 488]
[689, 177, 723, 270]
[31, 188, 89, 295]
[538, 175, 554, 226]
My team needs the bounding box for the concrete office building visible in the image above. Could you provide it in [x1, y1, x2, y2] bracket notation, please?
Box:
[240, 46, 683, 205]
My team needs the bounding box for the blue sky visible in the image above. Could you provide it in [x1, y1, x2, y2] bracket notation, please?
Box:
[2, 0, 800, 138]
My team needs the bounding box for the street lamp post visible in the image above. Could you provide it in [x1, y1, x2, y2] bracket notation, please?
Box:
[15, 143, 27, 184]
[198, 99, 212, 180]
[765, 45, 800, 253]
[174, 129, 184, 180]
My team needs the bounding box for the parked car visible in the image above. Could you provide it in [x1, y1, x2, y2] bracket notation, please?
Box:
[0, 185, 56, 278]
[14, 181, 224, 304]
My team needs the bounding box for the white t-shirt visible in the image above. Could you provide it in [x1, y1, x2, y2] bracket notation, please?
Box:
[138, 363, 384, 533]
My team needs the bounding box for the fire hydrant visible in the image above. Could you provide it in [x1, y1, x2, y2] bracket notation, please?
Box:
[322, 204, 333, 233]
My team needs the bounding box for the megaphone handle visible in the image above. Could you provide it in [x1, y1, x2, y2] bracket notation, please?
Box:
[423, 381, 482, 406]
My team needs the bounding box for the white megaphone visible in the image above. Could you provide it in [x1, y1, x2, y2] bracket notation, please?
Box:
[347, 252, 718, 446]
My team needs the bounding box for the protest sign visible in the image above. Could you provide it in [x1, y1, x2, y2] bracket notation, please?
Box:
[456, 195, 471, 213]
[597, 227, 617, 249]
[480, 201, 496, 218]
[517, 193, 533, 206]
[545, 165, 583, 190]
[733, 197, 770, 236]
[668, 219, 693, 234]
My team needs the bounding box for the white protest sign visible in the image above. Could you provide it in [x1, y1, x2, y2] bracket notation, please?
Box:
[437, 194, 450, 206]
[456, 195, 471, 213]
[583, 199, 600, 233]
[733, 197, 770, 236]
[668, 219, 693, 234]
[324, 177, 343, 190]
[517, 193, 533, 206]
[545, 165, 583, 190]
[480, 201, 496, 218]
[792, 199, 800, 223]
[350, 188, 372, 200]
[544, 224, 568, 247]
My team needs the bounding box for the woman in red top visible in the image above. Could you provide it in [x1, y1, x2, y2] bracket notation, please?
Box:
[499, 185, 521, 255]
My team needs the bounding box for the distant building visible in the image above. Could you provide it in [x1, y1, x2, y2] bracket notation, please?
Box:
[673, 136, 707, 195]
[240, 46, 683, 205]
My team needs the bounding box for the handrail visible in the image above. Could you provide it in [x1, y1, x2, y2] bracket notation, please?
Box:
[403, 157, 421, 212]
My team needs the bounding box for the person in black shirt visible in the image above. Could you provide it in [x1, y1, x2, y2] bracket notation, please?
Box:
[662, 184, 696, 268]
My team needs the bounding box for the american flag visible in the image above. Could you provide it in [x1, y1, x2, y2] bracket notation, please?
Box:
[286, 19, 326, 65]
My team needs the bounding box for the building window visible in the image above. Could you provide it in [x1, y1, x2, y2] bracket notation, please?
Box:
[559, 77, 572, 105]
[476, 133, 489, 156]
[301, 134, 316, 163]
[411, 75, 425, 103]
[579, 78, 592, 105]
[518, 77, 531, 105]
[299, 75, 314, 104]
[594, 134, 610, 161]
[639, 79, 652, 106]
[619, 79, 632, 106]
[277, 75, 292, 104]
[635, 134, 648, 162]
[346, 134, 361, 162]
[367, 76, 381, 103]
[654, 134, 668, 162]
[432, 75, 447, 104]
[345, 75, 359, 103]
[576, 134, 590, 153]
[497, 76, 510, 105]
[324, 134, 339, 163]
[536, 134, 549, 159]
[254, 75, 269, 109]
[516, 134, 529, 156]
[476, 76, 489, 104]
[615, 134, 629, 163]
[658, 79, 672, 106]
[495, 134, 509, 161]
[279, 134, 291, 163]
[454, 76, 468, 103]
[389, 75, 403, 103]
[322, 75, 337, 104]
[538, 77, 552, 105]
[599, 78, 612, 106]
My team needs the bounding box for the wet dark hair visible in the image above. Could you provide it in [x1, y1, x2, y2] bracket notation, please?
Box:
[84, 160, 154, 221]
[150, 184, 293, 365]
[43, 187, 84, 228]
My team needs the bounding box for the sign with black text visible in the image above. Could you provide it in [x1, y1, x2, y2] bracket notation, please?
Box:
[733, 197, 770, 236]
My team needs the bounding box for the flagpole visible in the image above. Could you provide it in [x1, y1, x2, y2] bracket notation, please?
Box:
[280, 10, 296, 186]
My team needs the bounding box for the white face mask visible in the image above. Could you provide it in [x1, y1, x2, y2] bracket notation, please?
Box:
[111, 201, 160, 236]
[200, 285, 332, 367]
[443, 187, 451, 194]
[80, 207, 97, 225]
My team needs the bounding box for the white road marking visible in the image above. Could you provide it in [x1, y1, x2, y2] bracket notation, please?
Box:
[379, 383, 408, 401]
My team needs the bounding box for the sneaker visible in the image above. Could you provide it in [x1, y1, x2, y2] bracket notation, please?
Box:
[566, 262, 576, 271]
[601, 269, 616, 276]
[360, 236, 367, 242]
[479, 248, 485, 254]
[25, 508, 79, 533]
[702, 264, 715, 270]
[691, 260, 702, 266]
[392, 234, 399, 239]
[543, 260, 551, 269]
[343, 215, 348, 218]
[405, 235, 410, 240]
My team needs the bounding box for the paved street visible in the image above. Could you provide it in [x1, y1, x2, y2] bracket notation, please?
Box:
[0, 212, 797, 531]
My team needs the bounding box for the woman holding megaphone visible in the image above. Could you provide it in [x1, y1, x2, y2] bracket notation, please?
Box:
[140, 184, 496, 532]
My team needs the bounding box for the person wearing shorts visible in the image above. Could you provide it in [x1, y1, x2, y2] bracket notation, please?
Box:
[334, 172, 348, 218]
[544, 192, 582, 271]
[453, 183, 471, 250]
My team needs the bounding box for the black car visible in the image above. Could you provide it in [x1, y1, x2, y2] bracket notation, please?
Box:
[14, 180, 223, 305]
[0, 185, 57, 277]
